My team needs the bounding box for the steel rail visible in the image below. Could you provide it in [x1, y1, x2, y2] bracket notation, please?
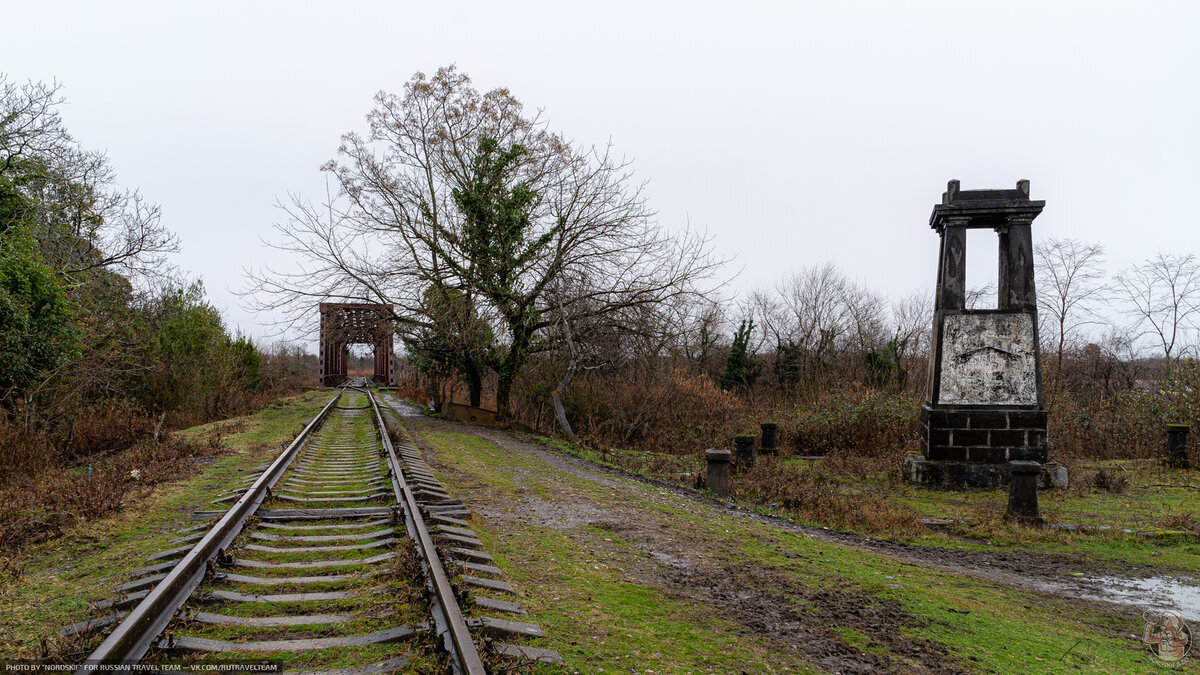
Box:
[78, 390, 344, 673]
[368, 391, 486, 675]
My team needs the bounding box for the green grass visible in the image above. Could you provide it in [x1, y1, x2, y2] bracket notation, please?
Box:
[0, 389, 334, 656]
[415, 423, 1172, 674]
[532, 432, 1200, 573]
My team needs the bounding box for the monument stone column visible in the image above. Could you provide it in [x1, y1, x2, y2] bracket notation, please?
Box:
[906, 180, 1051, 488]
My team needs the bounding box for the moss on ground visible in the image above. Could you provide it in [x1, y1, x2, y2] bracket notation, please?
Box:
[536, 433, 1200, 574]
[415, 423, 1174, 674]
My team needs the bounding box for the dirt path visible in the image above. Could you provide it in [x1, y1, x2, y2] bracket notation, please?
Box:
[409, 417, 964, 673]
[380, 400, 1180, 673]
[457, 423, 1200, 621]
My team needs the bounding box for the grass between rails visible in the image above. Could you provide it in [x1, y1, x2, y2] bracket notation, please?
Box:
[413, 422, 1175, 674]
[0, 389, 333, 659]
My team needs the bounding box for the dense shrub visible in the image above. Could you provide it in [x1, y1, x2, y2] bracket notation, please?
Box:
[0, 429, 225, 550]
[734, 457, 921, 535]
[1048, 361, 1200, 462]
[548, 365, 749, 453]
[780, 389, 920, 457]
[0, 226, 77, 396]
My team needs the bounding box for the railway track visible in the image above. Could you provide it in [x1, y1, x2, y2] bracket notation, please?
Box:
[69, 387, 559, 673]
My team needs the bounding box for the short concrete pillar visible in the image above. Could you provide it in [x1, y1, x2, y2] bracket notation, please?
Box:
[759, 422, 779, 455]
[1166, 424, 1190, 469]
[733, 434, 757, 470]
[1007, 460, 1043, 526]
[705, 449, 732, 497]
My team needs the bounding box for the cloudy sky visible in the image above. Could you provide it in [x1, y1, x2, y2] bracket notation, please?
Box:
[3, 1, 1197, 347]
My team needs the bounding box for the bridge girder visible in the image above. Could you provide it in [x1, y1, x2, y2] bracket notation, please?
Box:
[318, 303, 396, 387]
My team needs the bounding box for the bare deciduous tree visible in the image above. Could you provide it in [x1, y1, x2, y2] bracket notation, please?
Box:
[764, 263, 849, 362]
[1115, 252, 1200, 377]
[1035, 237, 1107, 372]
[1, 73, 178, 281]
[889, 290, 933, 391]
[840, 278, 888, 354]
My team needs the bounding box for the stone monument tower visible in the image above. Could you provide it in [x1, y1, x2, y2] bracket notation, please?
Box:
[906, 180, 1051, 488]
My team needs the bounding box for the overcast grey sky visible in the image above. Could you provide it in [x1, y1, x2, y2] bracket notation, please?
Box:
[3, 1, 1197, 347]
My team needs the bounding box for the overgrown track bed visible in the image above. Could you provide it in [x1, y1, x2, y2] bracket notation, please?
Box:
[66, 388, 558, 673]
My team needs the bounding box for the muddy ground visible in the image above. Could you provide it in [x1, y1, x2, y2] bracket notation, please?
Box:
[397, 408, 1170, 674]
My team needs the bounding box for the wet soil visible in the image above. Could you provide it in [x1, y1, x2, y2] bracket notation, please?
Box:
[390, 403, 1181, 673]
[462, 425, 1197, 618]
[408, 417, 984, 673]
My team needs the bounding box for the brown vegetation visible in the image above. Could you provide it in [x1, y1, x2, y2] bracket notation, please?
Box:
[0, 426, 227, 550]
[391, 245, 1199, 533]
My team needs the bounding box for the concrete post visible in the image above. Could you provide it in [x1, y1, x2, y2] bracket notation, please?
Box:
[759, 422, 778, 455]
[1166, 424, 1190, 469]
[998, 218, 1036, 311]
[705, 449, 731, 497]
[1007, 461, 1043, 525]
[937, 223, 968, 310]
[733, 434, 757, 470]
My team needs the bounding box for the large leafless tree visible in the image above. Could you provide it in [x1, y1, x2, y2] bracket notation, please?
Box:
[248, 66, 719, 415]
[1, 74, 178, 282]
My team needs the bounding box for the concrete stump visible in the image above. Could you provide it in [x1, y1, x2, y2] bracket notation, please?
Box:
[734, 434, 757, 470]
[1007, 460, 1043, 526]
[1043, 461, 1069, 490]
[1166, 424, 1190, 469]
[759, 422, 779, 455]
[705, 449, 732, 497]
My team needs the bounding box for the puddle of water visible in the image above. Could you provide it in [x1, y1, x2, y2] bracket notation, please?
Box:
[650, 550, 695, 570]
[377, 392, 425, 418]
[1043, 576, 1200, 621]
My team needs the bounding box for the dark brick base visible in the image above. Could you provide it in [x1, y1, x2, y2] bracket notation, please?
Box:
[920, 405, 1048, 464]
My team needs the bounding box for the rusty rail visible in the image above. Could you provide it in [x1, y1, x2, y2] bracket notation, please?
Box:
[368, 390, 486, 675]
[78, 390, 343, 673]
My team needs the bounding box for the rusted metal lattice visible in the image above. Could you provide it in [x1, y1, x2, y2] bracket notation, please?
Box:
[318, 303, 395, 386]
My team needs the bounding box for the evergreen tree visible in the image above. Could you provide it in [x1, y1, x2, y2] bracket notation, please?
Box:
[720, 319, 759, 391]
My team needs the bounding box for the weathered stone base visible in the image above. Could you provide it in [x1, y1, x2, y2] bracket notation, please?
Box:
[904, 453, 1068, 490]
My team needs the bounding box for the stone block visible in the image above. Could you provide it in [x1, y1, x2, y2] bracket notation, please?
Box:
[967, 447, 1007, 463]
[733, 434, 757, 470]
[1008, 446, 1048, 462]
[1008, 410, 1048, 429]
[968, 411, 1009, 429]
[759, 422, 779, 454]
[952, 429, 989, 446]
[926, 446, 963, 462]
[988, 429, 1028, 447]
[1006, 460, 1043, 525]
[927, 428, 952, 446]
[924, 408, 971, 428]
[1042, 461, 1069, 489]
[705, 449, 731, 497]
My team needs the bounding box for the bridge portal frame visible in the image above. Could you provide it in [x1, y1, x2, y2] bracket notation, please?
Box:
[318, 302, 396, 387]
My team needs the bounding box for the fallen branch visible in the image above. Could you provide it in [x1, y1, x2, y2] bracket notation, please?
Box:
[1059, 638, 1084, 662]
[1139, 483, 1200, 491]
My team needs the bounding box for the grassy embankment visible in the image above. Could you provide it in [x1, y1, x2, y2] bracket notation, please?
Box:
[0, 389, 332, 657]
[412, 422, 1169, 674]
[530, 435, 1200, 573]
